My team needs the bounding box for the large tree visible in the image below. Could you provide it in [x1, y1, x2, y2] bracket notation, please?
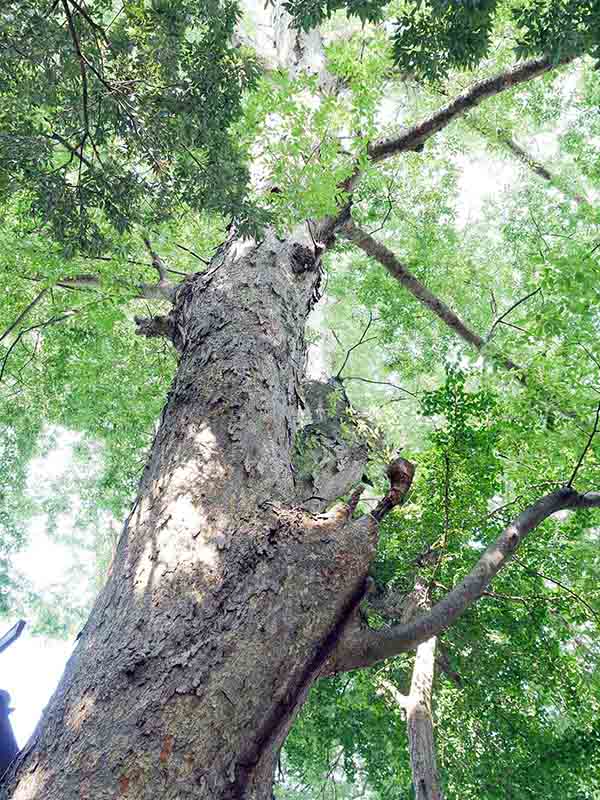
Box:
[1, 1, 600, 798]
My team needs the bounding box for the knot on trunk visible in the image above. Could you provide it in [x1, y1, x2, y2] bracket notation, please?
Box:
[290, 242, 317, 274]
[293, 379, 370, 512]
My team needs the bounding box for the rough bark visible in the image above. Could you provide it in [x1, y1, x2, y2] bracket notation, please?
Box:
[2, 230, 376, 800]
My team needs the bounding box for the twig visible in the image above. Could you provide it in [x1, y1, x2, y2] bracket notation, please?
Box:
[173, 242, 209, 265]
[512, 555, 600, 624]
[1, 311, 76, 382]
[486, 287, 541, 342]
[50, 131, 93, 169]
[80, 253, 189, 277]
[580, 344, 600, 373]
[335, 312, 377, 379]
[567, 401, 600, 487]
[342, 376, 418, 399]
[66, 0, 109, 43]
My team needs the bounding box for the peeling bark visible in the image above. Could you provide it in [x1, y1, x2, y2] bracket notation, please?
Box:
[293, 378, 369, 512]
[2, 230, 376, 800]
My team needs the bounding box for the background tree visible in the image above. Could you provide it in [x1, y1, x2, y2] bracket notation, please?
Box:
[1, 1, 600, 798]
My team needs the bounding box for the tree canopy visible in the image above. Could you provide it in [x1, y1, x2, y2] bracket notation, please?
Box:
[286, 0, 600, 79]
[1, 1, 600, 797]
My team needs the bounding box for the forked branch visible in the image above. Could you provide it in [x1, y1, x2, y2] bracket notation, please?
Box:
[326, 486, 600, 673]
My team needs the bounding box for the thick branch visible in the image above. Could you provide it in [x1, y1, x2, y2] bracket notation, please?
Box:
[341, 219, 521, 373]
[368, 55, 574, 163]
[328, 487, 600, 673]
[315, 56, 574, 246]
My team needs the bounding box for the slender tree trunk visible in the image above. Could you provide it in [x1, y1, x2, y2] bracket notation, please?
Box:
[2, 230, 374, 800]
[406, 635, 443, 800]
[379, 578, 444, 800]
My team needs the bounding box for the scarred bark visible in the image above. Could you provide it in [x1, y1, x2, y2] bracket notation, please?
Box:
[1, 230, 379, 800]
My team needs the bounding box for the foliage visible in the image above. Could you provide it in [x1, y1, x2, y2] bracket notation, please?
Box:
[2, 1, 600, 796]
[283, 371, 600, 798]
[286, 0, 600, 80]
[0, 0, 260, 254]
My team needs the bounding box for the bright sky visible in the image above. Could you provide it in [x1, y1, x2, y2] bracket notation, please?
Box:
[2, 431, 97, 746]
[2, 633, 73, 747]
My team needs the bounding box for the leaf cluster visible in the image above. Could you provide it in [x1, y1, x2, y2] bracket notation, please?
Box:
[287, 0, 600, 81]
[0, 0, 260, 254]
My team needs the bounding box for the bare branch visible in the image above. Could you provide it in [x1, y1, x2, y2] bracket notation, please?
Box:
[341, 218, 521, 373]
[486, 287, 541, 342]
[567, 401, 600, 487]
[336, 311, 376, 379]
[54, 272, 176, 302]
[341, 376, 417, 399]
[143, 236, 168, 282]
[134, 314, 176, 342]
[0, 289, 49, 345]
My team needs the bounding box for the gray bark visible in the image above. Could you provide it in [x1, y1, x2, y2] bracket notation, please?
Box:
[2, 230, 375, 800]
[378, 578, 443, 800]
[326, 487, 600, 673]
[406, 635, 443, 800]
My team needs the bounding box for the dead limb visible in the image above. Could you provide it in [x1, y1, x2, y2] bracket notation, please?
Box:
[371, 458, 416, 523]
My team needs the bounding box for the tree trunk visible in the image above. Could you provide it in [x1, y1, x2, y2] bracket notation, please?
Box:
[2, 230, 374, 800]
[378, 577, 444, 800]
[406, 635, 444, 800]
